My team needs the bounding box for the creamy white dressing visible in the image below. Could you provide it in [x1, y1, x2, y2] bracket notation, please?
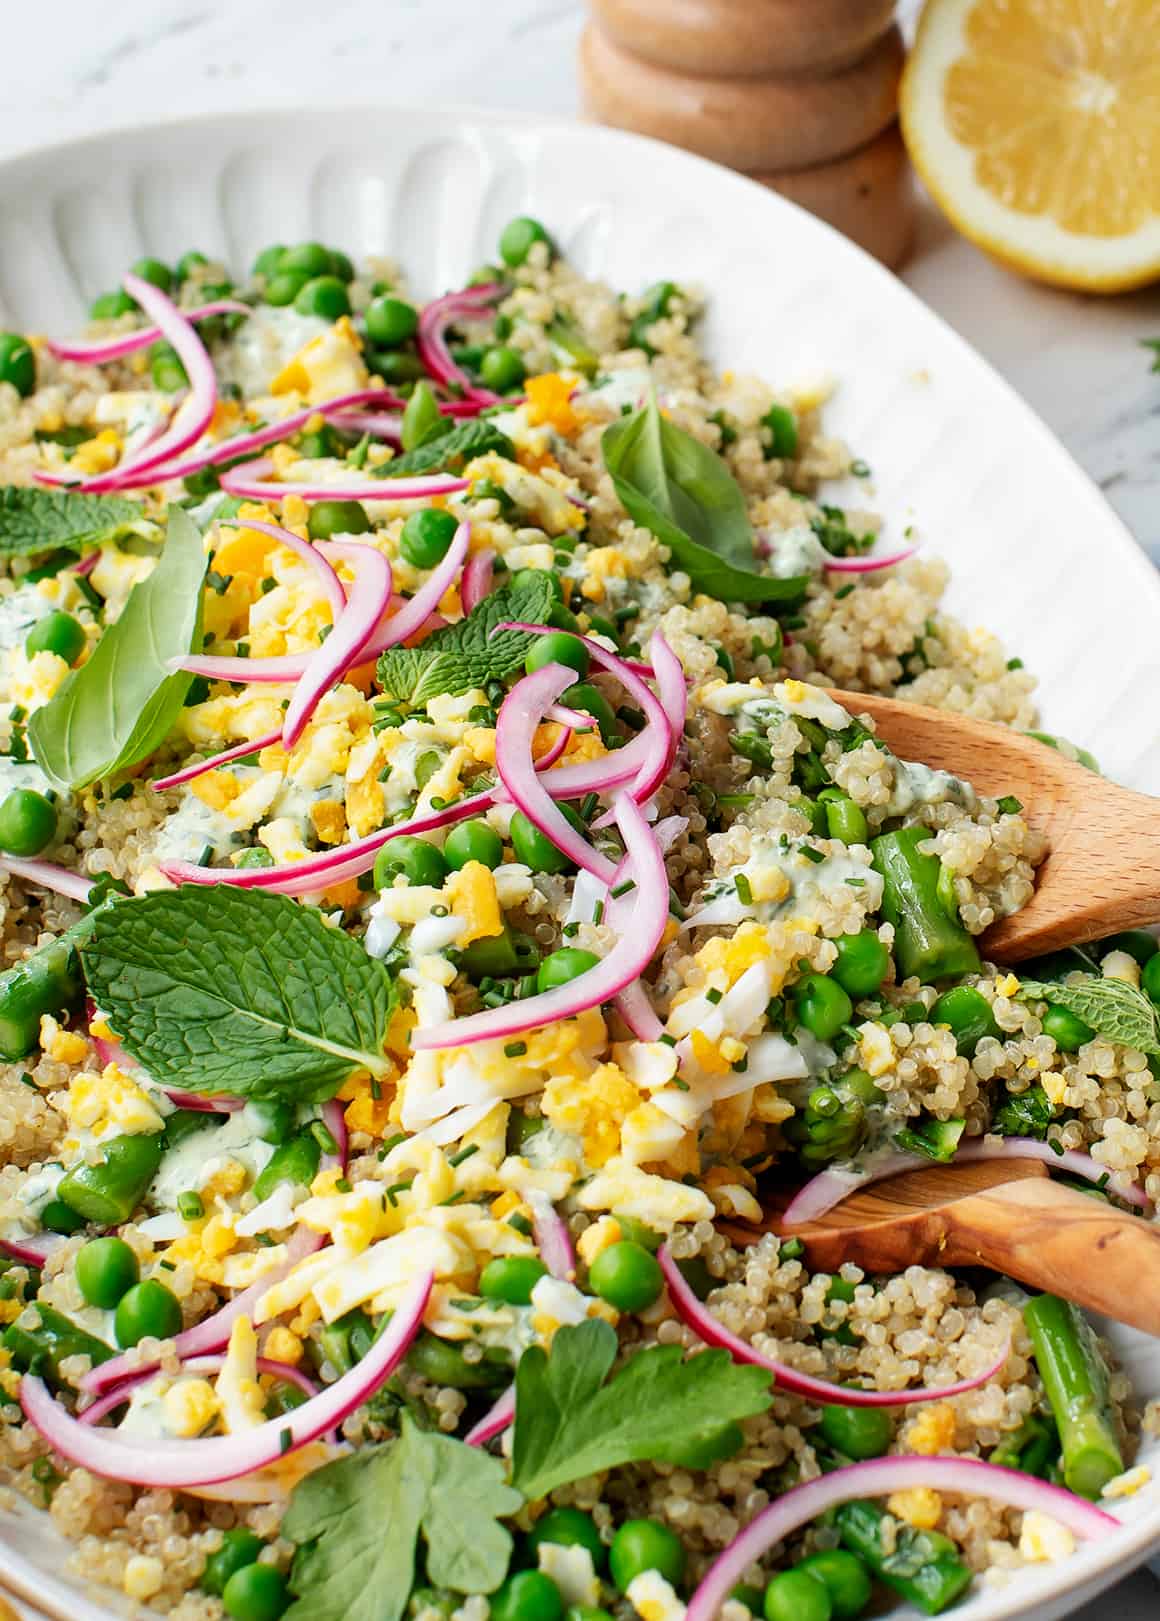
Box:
[219, 306, 328, 397]
[582, 368, 650, 412]
[150, 1107, 274, 1211]
[766, 524, 829, 579]
[886, 758, 977, 819]
[150, 794, 240, 866]
[0, 585, 51, 653]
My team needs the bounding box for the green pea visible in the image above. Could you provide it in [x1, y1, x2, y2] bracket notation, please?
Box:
[763, 1570, 831, 1621]
[830, 932, 889, 998]
[1144, 954, 1160, 1008]
[89, 290, 136, 321]
[294, 275, 351, 320]
[26, 611, 86, 666]
[399, 507, 459, 568]
[201, 1528, 264, 1596]
[510, 806, 586, 876]
[251, 244, 287, 279]
[264, 270, 309, 308]
[328, 249, 355, 283]
[39, 1199, 86, 1236]
[443, 818, 503, 871]
[479, 345, 526, 393]
[367, 349, 424, 384]
[529, 1507, 606, 1571]
[537, 947, 600, 993]
[306, 499, 370, 541]
[75, 1237, 139, 1310]
[566, 1610, 615, 1621]
[150, 342, 187, 392]
[791, 973, 853, 1042]
[373, 836, 448, 890]
[279, 242, 333, 278]
[0, 789, 56, 857]
[929, 984, 1000, 1055]
[610, 1520, 685, 1592]
[365, 295, 418, 347]
[499, 217, 553, 268]
[817, 1401, 893, 1460]
[525, 632, 589, 679]
[1042, 1002, 1095, 1051]
[480, 1255, 548, 1306]
[297, 423, 342, 460]
[762, 403, 799, 460]
[819, 791, 868, 845]
[1101, 930, 1158, 965]
[588, 1242, 663, 1313]
[0, 334, 35, 398]
[794, 1552, 872, 1621]
[562, 683, 620, 746]
[114, 1278, 183, 1348]
[130, 257, 173, 293]
[175, 250, 209, 282]
[222, 1562, 289, 1621]
[491, 1572, 564, 1621]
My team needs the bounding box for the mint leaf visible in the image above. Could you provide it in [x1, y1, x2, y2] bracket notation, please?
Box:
[80, 886, 396, 1100]
[1018, 976, 1160, 1056]
[602, 396, 806, 605]
[377, 571, 554, 704]
[0, 485, 156, 557]
[510, 1318, 772, 1500]
[992, 1083, 1054, 1139]
[284, 1419, 520, 1621]
[28, 506, 204, 791]
[377, 419, 514, 479]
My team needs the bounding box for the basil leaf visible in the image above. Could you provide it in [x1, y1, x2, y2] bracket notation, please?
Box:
[602, 396, 807, 605]
[80, 886, 397, 1101]
[1018, 976, 1160, 1056]
[377, 570, 554, 705]
[28, 506, 205, 791]
[0, 485, 156, 557]
[376, 419, 514, 479]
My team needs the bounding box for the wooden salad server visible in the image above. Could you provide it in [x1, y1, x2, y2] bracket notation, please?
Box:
[728, 1158, 1160, 1337]
[826, 688, 1160, 961]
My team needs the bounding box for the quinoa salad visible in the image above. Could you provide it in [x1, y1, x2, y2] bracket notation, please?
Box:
[0, 220, 1154, 1621]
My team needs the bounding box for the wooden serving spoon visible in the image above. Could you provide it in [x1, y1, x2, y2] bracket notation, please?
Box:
[826, 688, 1160, 961]
[725, 1158, 1160, 1337]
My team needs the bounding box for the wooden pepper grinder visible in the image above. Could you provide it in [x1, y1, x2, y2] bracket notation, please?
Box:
[579, 0, 916, 269]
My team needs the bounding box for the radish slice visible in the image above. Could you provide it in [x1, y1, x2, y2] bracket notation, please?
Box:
[162, 1089, 245, 1114]
[47, 301, 251, 365]
[81, 1227, 324, 1395]
[0, 1234, 62, 1268]
[412, 791, 667, 1051]
[782, 1137, 1151, 1228]
[320, 1099, 348, 1171]
[460, 547, 495, 615]
[685, 1454, 1117, 1621]
[824, 545, 918, 574]
[282, 541, 393, 747]
[417, 283, 504, 404]
[327, 410, 403, 443]
[613, 976, 664, 1042]
[529, 1192, 575, 1281]
[23, 1270, 431, 1487]
[496, 663, 616, 883]
[219, 455, 468, 504]
[465, 1383, 515, 1447]
[77, 1355, 321, 1428]
[152, 729, 283, 794]
[0, 858, 93, 904]
[659, 1245, 1009, 1407]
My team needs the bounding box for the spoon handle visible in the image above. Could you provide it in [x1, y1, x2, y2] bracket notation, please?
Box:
[944, 1177, 1160, 1336]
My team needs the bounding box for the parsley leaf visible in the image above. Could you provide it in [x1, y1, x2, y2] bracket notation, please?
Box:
[602, 396, 807, 606]
[377, 571, 555, 704]
[28, 506, 204, 791]
[283, 1419, 520, 1621]
[1018, 975, 1160, 1056]
[510, 1318, 772, 1500]
[375, 419, 515, 479]
[992, 1083, 1054, 1139]
[0, 485, 157, 557]
[80, 885, 396, 1101]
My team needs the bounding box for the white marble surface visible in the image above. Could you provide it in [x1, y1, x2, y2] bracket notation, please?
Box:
[0, 0, 1157, 1615]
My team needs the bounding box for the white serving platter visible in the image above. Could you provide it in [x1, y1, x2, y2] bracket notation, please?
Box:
[0, 105, 1156, 1621]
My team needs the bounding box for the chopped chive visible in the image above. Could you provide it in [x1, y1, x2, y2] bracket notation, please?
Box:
[660, 1033, 677, 1048]
[310, 1120, 338, 1155]
[670, 1076, 690, 1092]
[706, 987, 723, 1005]
[996, 794, 1023, 815]
[1007, 657, 1024, 671]
[563, 921, 580, 938]
[438, 1190, 466, 1207]
[834, 583, 855, 600]
[611, 879, 635, 898]
[386, 1178, 414, 1206]
[616, 705, 645, 729]
[504, 1041, 528, 1058]
[448, 1144, 479, 1167]
[507, 1212, 533, 1236]
[280, 1426, 293, 1454]
[734, 873, 753, 905]
[801, 845, 825, 864]
[159, 1259, 176, 1271]
[579, 792, 599, 822]
[592, 900, 605, 925]
[177, 1191, 204, 1221]
[378, 1133, 407, 1159]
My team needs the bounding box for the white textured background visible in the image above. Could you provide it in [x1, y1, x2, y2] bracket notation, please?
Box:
[0, 1, 1157, 1614]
